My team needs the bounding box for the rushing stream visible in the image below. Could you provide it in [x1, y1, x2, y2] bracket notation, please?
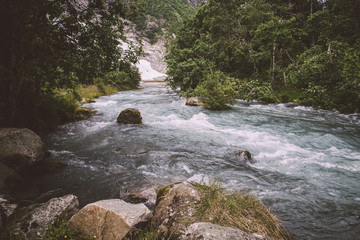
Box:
[19, 86, 360, 239]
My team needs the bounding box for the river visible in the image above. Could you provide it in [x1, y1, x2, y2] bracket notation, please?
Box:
[17, 84, 360, 239]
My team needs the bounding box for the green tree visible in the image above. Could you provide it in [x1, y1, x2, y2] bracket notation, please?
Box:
[194, 71, 236, 110]
[287, 41, 360, 112]
[0, 0, 141, 128]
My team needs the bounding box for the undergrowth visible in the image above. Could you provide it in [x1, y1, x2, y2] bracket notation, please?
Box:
[194, 181, 292, 240]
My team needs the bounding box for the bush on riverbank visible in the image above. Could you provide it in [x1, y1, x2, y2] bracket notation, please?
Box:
[194, 71, 236, 110]
[36, 82, 138, 132]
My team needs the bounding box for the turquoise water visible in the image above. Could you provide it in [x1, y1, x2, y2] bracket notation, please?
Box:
[26, 87, 360, 239]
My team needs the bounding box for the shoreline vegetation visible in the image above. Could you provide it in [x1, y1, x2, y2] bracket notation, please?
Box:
[34, 182, 292, 240]
[31, 82, 140, 133]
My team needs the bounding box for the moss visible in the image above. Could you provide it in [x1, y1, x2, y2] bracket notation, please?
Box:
[156, 184, 173, 206]
[74, 107, 97, 120]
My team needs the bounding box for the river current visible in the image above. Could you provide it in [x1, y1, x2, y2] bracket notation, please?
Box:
[21, 86, 360, 239]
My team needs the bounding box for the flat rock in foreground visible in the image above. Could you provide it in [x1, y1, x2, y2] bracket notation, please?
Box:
[69, 199, 152, 240]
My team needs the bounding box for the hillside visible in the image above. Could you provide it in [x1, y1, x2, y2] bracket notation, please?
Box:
[133, 0, 200, 44]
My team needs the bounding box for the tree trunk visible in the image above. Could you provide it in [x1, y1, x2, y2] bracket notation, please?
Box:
[271, 40, 276, 87]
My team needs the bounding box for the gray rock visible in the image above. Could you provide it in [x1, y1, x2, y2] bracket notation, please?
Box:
[0, 128, 47, 172]
[152, 182, 201, 237]
[69, 199, 152, 240]
[0, 195, 18, 230]
[0, 162, 22, 191]
[179, 222, 270, 240]
[235, 150, 254, 164]
[117, 108, 143, 124]
[8, 194, 78, 240]
[186, 97, 203, 106]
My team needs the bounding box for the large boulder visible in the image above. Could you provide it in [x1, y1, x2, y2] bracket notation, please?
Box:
[179, 222, 270, 240]
[7, 194, 78, 240]
[151, 182, 201, 237]
[186, 97, 203, 106]
[0, 128, 47, 172]
[117, 108, 143, 124]
[69, 199, 152, 240]
[0, 162, 22, 192]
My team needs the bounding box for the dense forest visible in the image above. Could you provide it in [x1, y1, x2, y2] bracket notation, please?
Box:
[0, 0, 143, 130]
[166, 0, 360, 112]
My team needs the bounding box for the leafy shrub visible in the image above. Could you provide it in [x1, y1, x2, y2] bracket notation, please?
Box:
[235, 79, 279, 104]
[37, 90, 79, 130]
[298, 84, 334, 109]
[287, 41, 360, 112]
[194, 71, 235, 110]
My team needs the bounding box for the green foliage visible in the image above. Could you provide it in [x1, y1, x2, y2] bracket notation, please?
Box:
[36, 90, 78, 131]
[235, 79, 279, 104]
[94, 67, 141, 92]
[287, 41, 360, 112]
[133, 0, 197, 43]
[0, 0, 142, 129]
[194, 181, 292, 240]
[145, 26, 163, 45]
[166, 0, 360, 113]
[194, 71, 236, 110]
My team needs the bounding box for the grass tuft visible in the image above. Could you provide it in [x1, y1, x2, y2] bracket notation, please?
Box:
[78, 85, 119, 101]
[37, 220, 88, 240]
[194, 181, 292, 240]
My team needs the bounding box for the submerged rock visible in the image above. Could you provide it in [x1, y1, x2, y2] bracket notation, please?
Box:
[235, 150, 254, 164]
[186, 97, 203, 106]
[0, 128, 47, 172]
[179, 222, 270, 240]
[8, 194, 78, 240]
[80, 97, 95, 104]
[69, 199, 152, 240]
[117, 108, 143, 124]
[74, 107, 97, 120]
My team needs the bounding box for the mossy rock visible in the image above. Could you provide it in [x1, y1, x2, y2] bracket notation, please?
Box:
[117, 108, 143, 124]
[156, 182, 182, 206]
[74, 107, 97, 120]
[186, 97, 204, 106]
[156, 185, 173, 206]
